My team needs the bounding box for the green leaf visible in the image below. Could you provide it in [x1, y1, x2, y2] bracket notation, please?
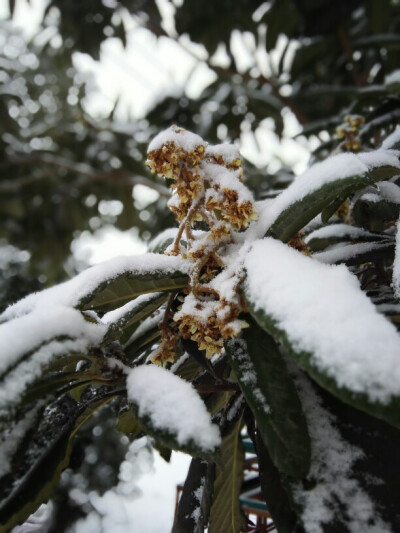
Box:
[208, 417, 246, 533]
[78, 270, 188, 313]
[255, 430, 300, 533]
[267, 162, 400, 242]
[116, 409, 143, 437]
[0, 393, 118, 532]
[172, 458, 215, 533]
[226, 320, 311, 479]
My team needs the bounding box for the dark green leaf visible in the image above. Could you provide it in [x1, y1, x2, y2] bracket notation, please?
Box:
[226, 320, 311, 479]
[255, 429, 300, 533]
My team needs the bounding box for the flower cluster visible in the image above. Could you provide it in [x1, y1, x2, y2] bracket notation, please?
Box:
[146, 126, 257, 364]
[336, 114, 365, 152]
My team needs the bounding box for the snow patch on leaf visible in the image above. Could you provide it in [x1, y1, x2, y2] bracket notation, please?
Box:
[127, 365, 221, 453]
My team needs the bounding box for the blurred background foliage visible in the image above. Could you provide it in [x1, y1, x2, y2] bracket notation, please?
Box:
[2, 0, 400, 304]
[2, 0, 400, 529]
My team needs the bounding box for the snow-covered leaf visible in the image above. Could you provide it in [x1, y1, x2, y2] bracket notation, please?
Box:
[208, 417, 247, 533]
[226, 320, 311, 478]
[127, 365, 221, 460]
[250, 150, 400, 242]
[1, 254, 189, 320]
[79, 267, 188, 313]
[284, 367, 400, 533]
[172, 458, 215, 533]
[243, 238, 400, 428]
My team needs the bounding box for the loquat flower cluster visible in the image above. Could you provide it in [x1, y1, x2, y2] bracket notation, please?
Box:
[146, 125, 257, 364]
[336, 114, 365, 152]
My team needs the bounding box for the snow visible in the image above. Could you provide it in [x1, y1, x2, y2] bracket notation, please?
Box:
[289, 368, 391, 533]
[244, 238, 400, 403]
[1, 254, 189, 320]
[148, 125, 206, 153]
[127, 365, 221, 452]
[205, 143, 241, 163]
[203, 162, 253, 204]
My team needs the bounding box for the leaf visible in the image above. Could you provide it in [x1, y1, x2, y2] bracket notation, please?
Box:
[226, 320, 311, 479]
[105, 292, 168, 344]
[267, 158, 400, 242]
[116, 409, 143, 437]
[78, 269, 188, 313]
[243, 238, 400, 429]
[172, 353, 202, 383]
[255, 430, 300, 533]
[208, 417, 246, 533]
[0, 393, 117, 532]
[172, 458, 215, 533]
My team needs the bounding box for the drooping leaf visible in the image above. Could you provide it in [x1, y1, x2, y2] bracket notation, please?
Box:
[172, 458, 215, 533]
[243, 238, 400, 429]
[226, 320, 311, 479]
[208, 417, 247, 533]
